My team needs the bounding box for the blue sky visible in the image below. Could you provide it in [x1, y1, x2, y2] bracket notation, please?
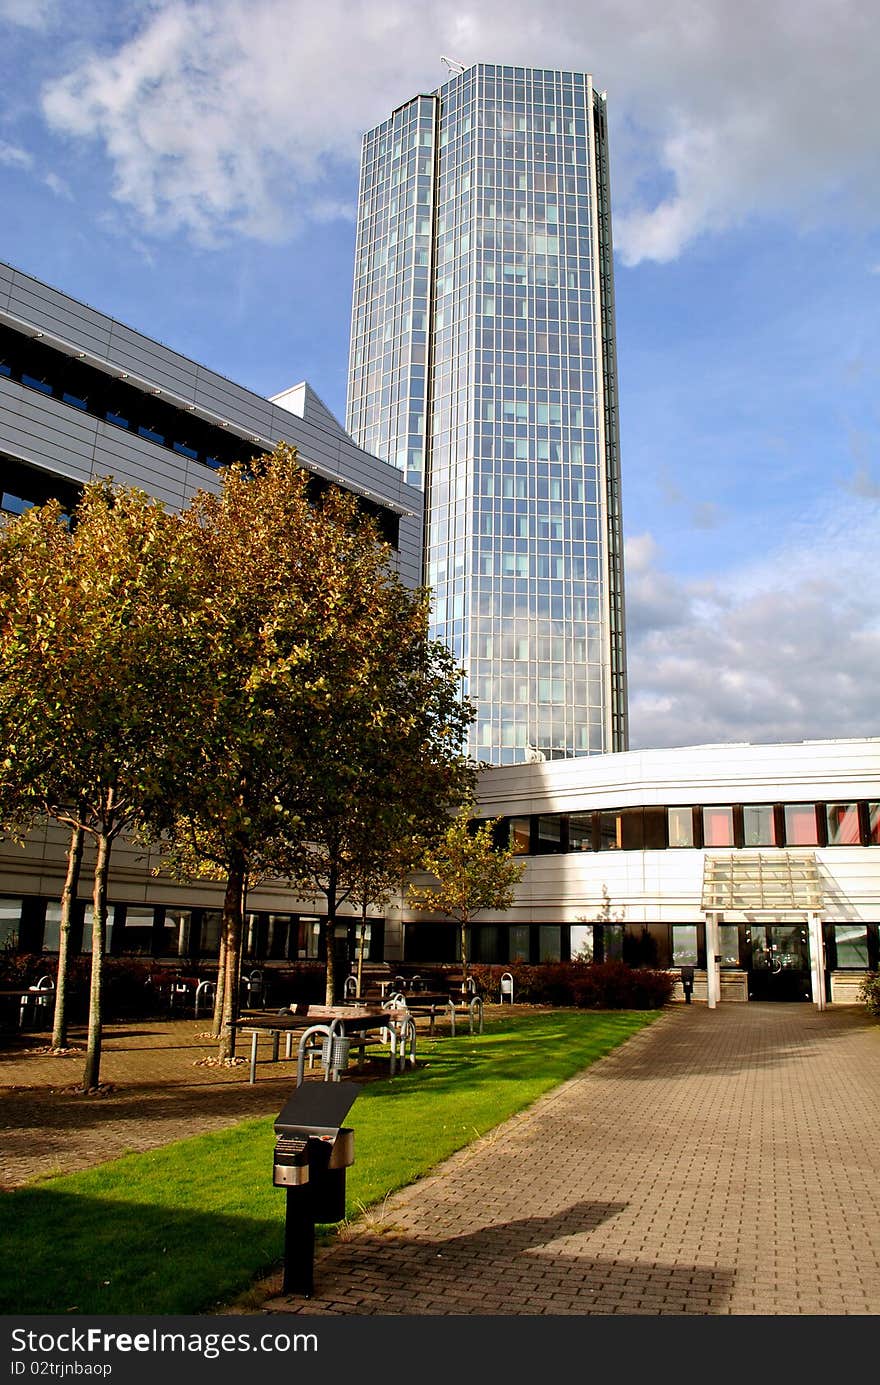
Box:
[2, 0, 879, 750]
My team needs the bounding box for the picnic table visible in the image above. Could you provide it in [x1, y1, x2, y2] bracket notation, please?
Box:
[231, 1004, 415, 1084]
[0, 986, 46, 1031]
[385, 989, 485, 1037]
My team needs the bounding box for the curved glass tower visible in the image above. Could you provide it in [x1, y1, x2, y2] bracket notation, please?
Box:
[347, 63, 627, 764]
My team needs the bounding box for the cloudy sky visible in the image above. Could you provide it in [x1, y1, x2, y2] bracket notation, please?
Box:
[1, 0, 878, 751]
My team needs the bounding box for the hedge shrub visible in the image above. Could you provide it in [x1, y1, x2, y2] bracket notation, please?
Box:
[469, 959, 675, 1009]
[860, 971, 880, 1018]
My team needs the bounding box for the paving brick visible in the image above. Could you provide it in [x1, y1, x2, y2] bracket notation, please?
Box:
[4, 1004, 880, 1316]
[259, 1004, 880, 1316]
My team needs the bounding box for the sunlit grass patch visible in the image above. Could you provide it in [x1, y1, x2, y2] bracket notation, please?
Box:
[0, 1009, 657, 1314]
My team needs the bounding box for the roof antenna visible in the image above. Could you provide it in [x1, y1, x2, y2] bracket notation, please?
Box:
[441, 56, 466, 75]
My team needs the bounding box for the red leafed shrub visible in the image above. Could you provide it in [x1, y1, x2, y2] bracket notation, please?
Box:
[0, 950, 160, 1021]
[469, 960, 674, 1009]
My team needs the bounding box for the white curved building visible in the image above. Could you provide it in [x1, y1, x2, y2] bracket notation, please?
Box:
[397, 737, 880, 1007]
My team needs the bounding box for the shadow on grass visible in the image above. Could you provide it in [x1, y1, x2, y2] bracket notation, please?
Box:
[0, 1012, 658, 1313]
[0, 1185, 282, 1315]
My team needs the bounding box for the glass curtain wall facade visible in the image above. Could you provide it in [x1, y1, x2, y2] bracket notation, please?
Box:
[347, 64, 627, 763]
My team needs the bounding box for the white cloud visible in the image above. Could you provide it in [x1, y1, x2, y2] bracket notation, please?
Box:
[0, 0, 57, 28]
[42, 170, 72, 199]
[37, 0, 880, 257]
[0, 140, 33, 169]
[625, 501, 880, 748]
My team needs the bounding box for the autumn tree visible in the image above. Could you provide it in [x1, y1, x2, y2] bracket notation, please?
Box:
[161, 452, 325, 1056]
[169, 445, 473, 1034]
[0, 502, 89, 1049]
[282, 507, 475, 1005]
[408, 807, 526, 982]
[0, 484, 212, 1089]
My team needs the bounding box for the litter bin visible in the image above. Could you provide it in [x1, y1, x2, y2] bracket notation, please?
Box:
[273, 1083, 358, 1296]
[680, 965, 695, 1004]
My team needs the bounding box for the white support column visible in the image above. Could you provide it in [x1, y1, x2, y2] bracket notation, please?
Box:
[809, 912, 827, 1011]
[705, 912, 720, 1010]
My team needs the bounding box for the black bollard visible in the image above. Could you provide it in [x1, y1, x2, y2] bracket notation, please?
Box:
[283, 1185, 316, 1297]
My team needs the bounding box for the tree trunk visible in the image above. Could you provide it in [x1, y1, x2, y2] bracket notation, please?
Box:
[460, 916, 469, 986]
[211, 924, 228, 1039]
[52, 821, 85, 1050]
[82, 828, 112, 1092]
[216, 854, 245, 1061]
[324, 861, 339, 1006]
[356, 898, 368, 1000]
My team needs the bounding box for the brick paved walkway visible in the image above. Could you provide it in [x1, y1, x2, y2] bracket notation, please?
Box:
[257, 1003, 880, 1316]
[3, 1004, 879, 1315]
[0, 1019, 315, 1188]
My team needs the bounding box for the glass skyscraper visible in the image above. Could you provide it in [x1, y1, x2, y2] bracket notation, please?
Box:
[347, 63, 627, 764]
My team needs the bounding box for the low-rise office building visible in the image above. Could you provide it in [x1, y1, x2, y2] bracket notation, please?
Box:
[398, 738, 880, 1007]
[7, 737, 874, 1011]
[0, 259, 422, 963]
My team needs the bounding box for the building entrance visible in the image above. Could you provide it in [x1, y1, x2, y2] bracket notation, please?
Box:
[746, 923, 812, 1002]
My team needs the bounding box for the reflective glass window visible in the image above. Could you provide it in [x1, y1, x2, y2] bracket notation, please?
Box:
[123, 907, 155, 955]
[672, 926, 699, 967]
[244, 912, 260, 956]
[538, 925, 561, 962]
[598, 810, 620, 851]
[833, 925, 868, 968]
[476, 925, 500, 962]
[825, 803, 860, 846]
[718, 924, 740, 967]
[570, 924, 593, 961]
[784, 804, 819, 846]
[643, 807, 666, 850]
[869, 804, 880, 845]
[298, 916, 322, 960]
[535, 815, 564, 853]
[703, 807, 734, 847]
[42, 902, 62, 952]
[603, 923, 623, 961]
[743, 805, 776, 847]
[568, 813, 593, 851]
[509, 925, 530, 962]
[266, 913, 295, 960]
[667, 807, 694, 848]
[625, 924, 668, 967]
[162, 908, 192, 957]
[0, 897, 23, 949]
[619, 809, 644, 851]
[78, 905, 106, 953]
[508, 817, 531, 854]
[199, 910, 222, 957]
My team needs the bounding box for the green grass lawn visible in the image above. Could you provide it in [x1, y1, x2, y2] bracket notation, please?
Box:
[0, 1009, 658, 1314]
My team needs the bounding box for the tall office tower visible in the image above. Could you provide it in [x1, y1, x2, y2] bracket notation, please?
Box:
[347, 63, 627, 764]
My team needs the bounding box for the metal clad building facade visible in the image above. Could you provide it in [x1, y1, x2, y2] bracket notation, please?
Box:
[0, 260, 423, 586]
